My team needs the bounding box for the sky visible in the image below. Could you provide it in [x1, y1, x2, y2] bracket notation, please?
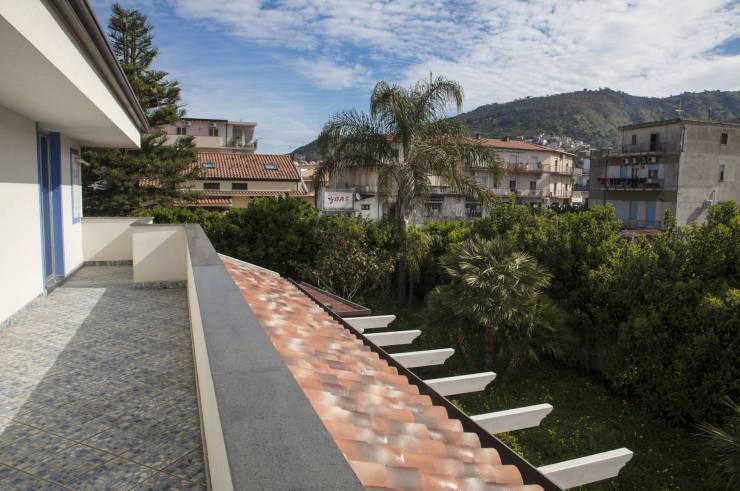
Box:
[89, 0, 740, 154]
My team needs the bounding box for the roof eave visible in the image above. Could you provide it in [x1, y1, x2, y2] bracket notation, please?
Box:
[48, 0, 150, 133]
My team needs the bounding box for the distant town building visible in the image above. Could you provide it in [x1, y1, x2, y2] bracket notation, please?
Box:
[590, 119, 740, 229]
[320, 136, 579, 222]
[294, 159, 326, 207]
[141, 152, 308, 210]
[161, 118, 257, 153]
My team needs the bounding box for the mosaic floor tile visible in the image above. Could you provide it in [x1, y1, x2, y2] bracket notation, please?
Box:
[0, 267, 206, 489]
[134, 471, 207, 490]
[67, 457, 155, 490]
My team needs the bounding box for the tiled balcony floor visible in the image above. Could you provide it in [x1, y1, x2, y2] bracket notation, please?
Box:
[0, 266, 206, 490]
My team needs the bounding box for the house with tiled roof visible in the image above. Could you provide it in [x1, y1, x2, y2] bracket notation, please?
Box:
[179, 151, 309, 209]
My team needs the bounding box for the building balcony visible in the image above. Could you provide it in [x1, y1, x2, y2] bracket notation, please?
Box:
[507, 162, 543, 173]
[611, 142, 681, 155]
[517, 189, 545, 198]
[597, 177, 669, 190]
[541, 165, 574, 176]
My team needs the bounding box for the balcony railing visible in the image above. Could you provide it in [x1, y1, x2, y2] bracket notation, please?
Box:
[541, 165, 574, 175]
[613, 142, 680, 154]
[597, 177, 667, 190]
[507, 162, 542, 173]
[517, 189, 545, 198]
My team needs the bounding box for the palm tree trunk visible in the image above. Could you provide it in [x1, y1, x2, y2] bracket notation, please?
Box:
[456, 321, 477, 370]
[396, 203, 408, 303]
[483, 326, 496, 371]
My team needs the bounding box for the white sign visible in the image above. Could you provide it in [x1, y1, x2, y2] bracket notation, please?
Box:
[322, 191, 354, 211]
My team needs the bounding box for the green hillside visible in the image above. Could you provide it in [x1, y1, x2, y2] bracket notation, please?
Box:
[291, 88, 740, 156]
[458, 88, 740, 147]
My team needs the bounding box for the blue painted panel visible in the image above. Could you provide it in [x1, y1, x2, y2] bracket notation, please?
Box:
[49, 133, 65, 277]
[629, 201, 638, 221]
[38, 134, 53, 280]
[646, 201, 657, 227]
[620, 166, 629, 178]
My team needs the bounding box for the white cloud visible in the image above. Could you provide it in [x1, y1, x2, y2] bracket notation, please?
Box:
[291, 58, 372, 90]
[168, 0, 740, 107]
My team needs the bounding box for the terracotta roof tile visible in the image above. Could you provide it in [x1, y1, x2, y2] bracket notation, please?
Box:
[196, 152, 300, 181]
[223, 258, 545, 491]
[472, 138, 574, 156]
[201, 189, 307, 197]
[176, 196, 232, 207]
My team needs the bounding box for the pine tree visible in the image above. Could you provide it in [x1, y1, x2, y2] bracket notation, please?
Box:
[82, 3, 198, 216]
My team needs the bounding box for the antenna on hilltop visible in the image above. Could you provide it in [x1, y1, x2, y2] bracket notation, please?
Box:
[675, 98, 684, 118]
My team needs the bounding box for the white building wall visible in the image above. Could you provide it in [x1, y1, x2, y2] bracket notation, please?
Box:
[0, 105, 44, 323]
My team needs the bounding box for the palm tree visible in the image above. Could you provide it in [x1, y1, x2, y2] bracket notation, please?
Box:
[429, 236, 551, 370]
[697, 398, 740, 490]
[316, 76, 502, 300]
[404, 226, 431, 304]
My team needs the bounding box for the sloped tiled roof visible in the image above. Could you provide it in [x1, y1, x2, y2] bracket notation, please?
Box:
[223, 258, 544, 491]
[196, 152, 300, 181]
[201, 189, 306, 197]
[176, 196, 232, 207]
[473, 138, 574, 156]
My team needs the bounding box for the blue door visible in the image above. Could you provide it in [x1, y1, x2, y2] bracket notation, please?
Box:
[38, 135, 53, 280]
[629, 201, 638, 225]
[645, 201, 656, 227]
[620, 166, 629, 178]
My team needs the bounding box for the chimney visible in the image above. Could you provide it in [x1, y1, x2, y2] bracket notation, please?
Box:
[503, 136, 511, 142]
[474, 132, 481, 140]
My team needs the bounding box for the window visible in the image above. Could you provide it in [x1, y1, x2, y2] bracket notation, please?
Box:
[264, 162, 278, 171]
[720, 164, 725, 182]
[208, 127, 219, 137]
[424, 196, 443, 217]
[203, 182, 220, 190]
[232, 183, 248, 190]
[465, 202, 482, 218]
[631, 134, 637, 145]
[529, 180, 537, 190]
[721, 133, 728, 145]
[71, 150, 82, 223]
[648, 164, 659, 179]
[361, 204, 371, 211]
[509, 179, 517, 192]
[176, 126, 187, 135]
[202, 162, 216, 169]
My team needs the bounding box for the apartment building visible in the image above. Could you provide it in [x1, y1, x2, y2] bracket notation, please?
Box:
[590, 119, 740, 229]
[176, 152, 307, 209]
[321, 137, 577, 222]
[162, 117, 257, 153]
[471, 137, 576, 209]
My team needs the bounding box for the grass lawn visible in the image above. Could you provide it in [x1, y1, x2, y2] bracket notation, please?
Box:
[368, 298, 713, 490]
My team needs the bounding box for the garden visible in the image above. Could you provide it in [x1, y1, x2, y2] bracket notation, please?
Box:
[144, 198, 740, 490]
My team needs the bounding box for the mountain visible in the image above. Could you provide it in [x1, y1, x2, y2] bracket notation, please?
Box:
[458, 88, 740, 148]
[291, 88, 740, 157]
[291, 140, 321, 161]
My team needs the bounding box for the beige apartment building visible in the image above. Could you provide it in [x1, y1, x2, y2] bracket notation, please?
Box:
[590, 119, 740, 229]
[321, 137, 577, 222]
[162, 117, 257, 153]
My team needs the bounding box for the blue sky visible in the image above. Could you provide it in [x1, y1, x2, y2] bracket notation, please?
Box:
[90, 0, 740, 154]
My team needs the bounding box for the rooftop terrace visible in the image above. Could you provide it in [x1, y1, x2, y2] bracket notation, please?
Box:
[0, 266, 205, 489]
